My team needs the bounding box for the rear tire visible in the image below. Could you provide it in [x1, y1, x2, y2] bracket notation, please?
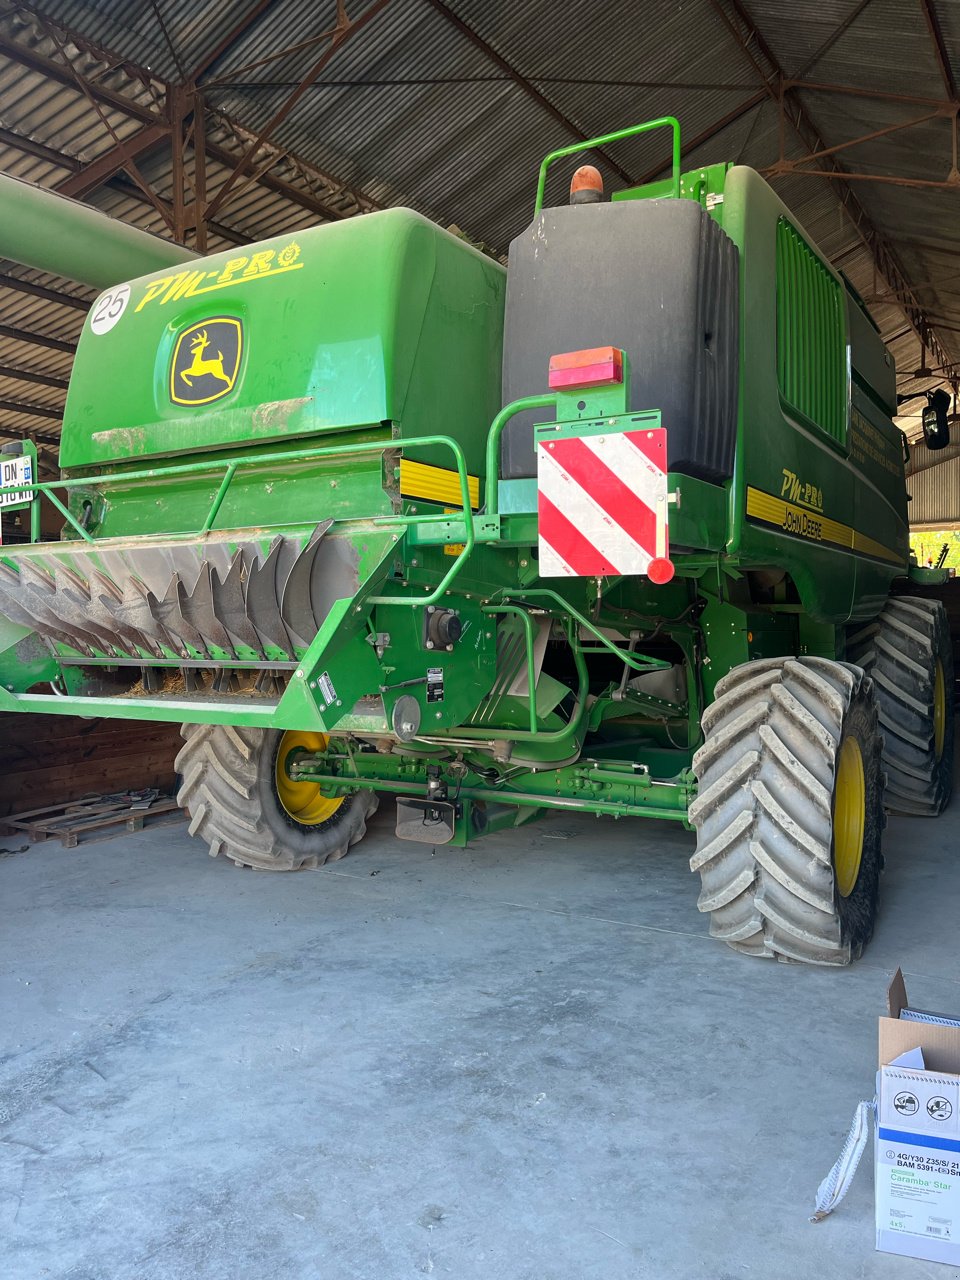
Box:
[689, 657, 884, 965]
[849, 596, 954, 816]
[176, 724, 378, 870]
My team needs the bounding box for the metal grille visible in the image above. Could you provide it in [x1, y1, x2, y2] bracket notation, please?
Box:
[776, 217, 847, 444]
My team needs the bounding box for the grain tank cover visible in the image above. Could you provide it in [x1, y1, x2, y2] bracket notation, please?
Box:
[501, 198, 739, 483]
[60, 209, 505, 470]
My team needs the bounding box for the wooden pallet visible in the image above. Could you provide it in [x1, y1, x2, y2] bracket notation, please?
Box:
[0, 794, 182, 848]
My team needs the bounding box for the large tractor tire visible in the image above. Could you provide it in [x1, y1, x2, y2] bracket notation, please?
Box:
[849, 596, 954, 817]
[176, 725, 378, 870]
[689, 657, 884, 966]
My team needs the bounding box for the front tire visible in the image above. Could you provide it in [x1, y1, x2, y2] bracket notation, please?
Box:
[689, 657, 884, 965]
[849, 596, 954, 816]
[176, 725, 378, 870]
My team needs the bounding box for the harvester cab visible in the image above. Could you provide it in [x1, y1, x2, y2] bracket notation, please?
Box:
[0, 116, 952, 967]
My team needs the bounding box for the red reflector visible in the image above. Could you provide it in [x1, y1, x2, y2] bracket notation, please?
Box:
[548, 346, 623, 390]
[647, 556, 675, 585]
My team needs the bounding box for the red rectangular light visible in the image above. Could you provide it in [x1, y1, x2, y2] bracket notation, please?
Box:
[548, 346, 623, 391]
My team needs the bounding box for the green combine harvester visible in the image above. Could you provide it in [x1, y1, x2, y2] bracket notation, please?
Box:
[0, 117, 953, 966]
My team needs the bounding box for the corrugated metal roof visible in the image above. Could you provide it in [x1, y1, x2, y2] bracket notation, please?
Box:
[909, 453, 960, 527]
[0, 0, 958, 468]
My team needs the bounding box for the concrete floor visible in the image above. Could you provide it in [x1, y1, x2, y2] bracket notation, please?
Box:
[3, 796, 960, 1280]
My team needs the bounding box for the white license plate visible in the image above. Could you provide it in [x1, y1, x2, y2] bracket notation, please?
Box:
[0, 454, 33, 509]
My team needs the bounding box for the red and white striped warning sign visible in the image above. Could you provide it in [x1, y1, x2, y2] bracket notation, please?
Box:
[537, 425, 673, 582]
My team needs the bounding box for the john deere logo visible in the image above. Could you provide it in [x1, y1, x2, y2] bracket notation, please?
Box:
[170, 318, 242, 406]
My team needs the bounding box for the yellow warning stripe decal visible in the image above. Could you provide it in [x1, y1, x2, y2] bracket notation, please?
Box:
[746, 486, 903, 565]
[399, 459, 480, 510]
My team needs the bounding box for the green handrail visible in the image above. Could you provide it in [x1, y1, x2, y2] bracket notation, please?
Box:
[499, 590, 672, 675]
[0, 433, 477, 610]
[533, 116, 682, 216]
[482, 604, 538, 733]
[429, 619, 589, 747]
[485, 393, 556, 517]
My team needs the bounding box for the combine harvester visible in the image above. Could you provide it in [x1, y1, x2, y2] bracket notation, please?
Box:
[0, 118, 952, 965]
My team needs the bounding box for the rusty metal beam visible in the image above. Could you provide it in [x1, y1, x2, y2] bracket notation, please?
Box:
[56, 122, 170, 199]
[786, 78, 949, 108]
[0, 324, 76, 355]
[794, 0, 877, 77]
[636, 89, 768, 185]
[201, 16, 345, 86]
[204, 0, 393, 222]
[190, 0, 278, 82]
[0, 125, 80, 172]
[764, 110, 947, 171]
[170, 83, 189, 244]
[710, 0, 956, 372]
[204, 135, 351, 223]
[0, 397, 62, 421]
[36, 16, 173, 229]
[0, 34, 159, 124]
[0, 364, 69, 389]
[0, 273, 89, 311]
[425, 0, 636, 185]
[918, 0, 957, 102]
[0, 22, 377, 232]
[0, 123, 246, 247]
[0, 421, 61, 446]
[193, 90, 209, 252]
[766, 167, 960, 191]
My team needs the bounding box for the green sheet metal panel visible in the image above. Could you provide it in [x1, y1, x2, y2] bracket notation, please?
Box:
[60, 209, 505, 476]
[720, 165, 908, 623]
[775, 218, 846, 445]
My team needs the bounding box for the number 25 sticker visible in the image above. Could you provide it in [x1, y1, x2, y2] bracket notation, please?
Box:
[90, 284, 131, 336]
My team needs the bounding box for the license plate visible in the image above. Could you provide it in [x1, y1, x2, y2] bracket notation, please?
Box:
[0, 454, 33, 509]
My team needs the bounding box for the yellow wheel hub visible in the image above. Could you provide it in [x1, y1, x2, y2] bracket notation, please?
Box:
[833, 736, 866, 899]
[934, 658, 947, 762]
[274, 730, 345, 826]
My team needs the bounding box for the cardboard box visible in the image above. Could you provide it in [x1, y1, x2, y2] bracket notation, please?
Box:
[876, 969, 960, 1264]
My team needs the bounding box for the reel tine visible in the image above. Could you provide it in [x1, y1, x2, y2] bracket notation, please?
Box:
[106, 575, 167, 658]
[20, 559, 111, 655]
[180, 560, 235, 656]
[54, 567, 132, 658]
[0, 563, 81, 653]
[246, 538, 294, 658]
[279, 522, 332, 649]
[213, 550, 264, 658]
[147, 574, 209, 659]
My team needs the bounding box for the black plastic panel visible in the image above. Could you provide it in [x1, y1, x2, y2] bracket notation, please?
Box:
[501, 199, 739, 483]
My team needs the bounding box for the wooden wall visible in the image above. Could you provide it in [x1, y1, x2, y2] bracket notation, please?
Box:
[0, 713, 181, 816]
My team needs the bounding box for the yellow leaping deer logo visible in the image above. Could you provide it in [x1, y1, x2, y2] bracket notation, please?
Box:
[170, 317, 242, 406]
[180, 329, 231, 388]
